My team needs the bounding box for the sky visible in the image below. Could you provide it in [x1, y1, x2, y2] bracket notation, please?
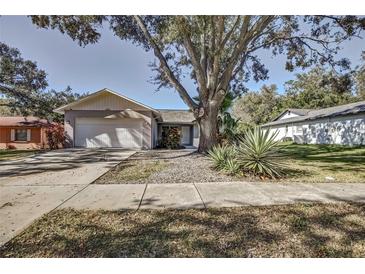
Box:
[0, 16, 364, 109]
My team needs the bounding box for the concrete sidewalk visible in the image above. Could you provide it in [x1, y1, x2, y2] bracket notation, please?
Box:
[60, 181, 365, 210]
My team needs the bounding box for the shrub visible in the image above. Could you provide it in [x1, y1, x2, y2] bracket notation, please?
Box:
[45, 124, 65, 150]
[160, 127, 181, 149]
[236, 127, 284, 178]
[208, 144, 236, 170]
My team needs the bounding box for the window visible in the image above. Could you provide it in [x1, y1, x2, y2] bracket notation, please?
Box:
[15, 129, 27, 141]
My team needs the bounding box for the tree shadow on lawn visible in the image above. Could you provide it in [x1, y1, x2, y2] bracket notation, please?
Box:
[280, 143, 364, 158]
[1, 203, 364, 258]
[278, 144, 365, 178]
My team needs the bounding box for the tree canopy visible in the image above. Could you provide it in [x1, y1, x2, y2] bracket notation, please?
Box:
[355, 51, 365, 100]
[233, 65, 363, 125]
[232, 84, 283, 125]
[0, 42, 82, 121]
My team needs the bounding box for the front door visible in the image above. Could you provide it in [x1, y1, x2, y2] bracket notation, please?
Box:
[181, 126, 191, 145]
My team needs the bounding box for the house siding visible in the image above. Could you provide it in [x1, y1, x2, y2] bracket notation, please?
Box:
[265, 113, 365, 146]
[69, 92, 149, 111]
[0, 127, 46, 149]
[151, 115, 158, 148]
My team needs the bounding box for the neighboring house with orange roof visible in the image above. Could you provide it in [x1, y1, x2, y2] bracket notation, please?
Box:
[0, 116, 51, 149]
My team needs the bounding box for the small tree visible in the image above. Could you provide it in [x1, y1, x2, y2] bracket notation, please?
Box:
[160, 127, 181, 149]
[45, 124, 65, 149]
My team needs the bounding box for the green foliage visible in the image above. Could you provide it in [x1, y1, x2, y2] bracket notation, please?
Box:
[233, 66, 364, 126]
[0, 98, 19, 116]
[160, 127, 181, 149]
[223, 158, 241, 175]
[0, 42, 82, 121]
[209, 128, 284, 178]
[355, 51, 365, 100]
[233, 84, 284, 125]
[217, 91, 242, 143]
[236, 127, 284, 178]
[283, 67, 355, 109]
[208, 145, 236, 170]
[218, 112, 242, 144]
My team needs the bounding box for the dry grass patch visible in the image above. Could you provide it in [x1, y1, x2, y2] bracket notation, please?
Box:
[0, 149, 39, 161]
[1, 203, 364, 258]
[96, 159, 168, 184]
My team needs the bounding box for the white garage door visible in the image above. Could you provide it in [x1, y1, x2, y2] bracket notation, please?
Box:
[75, 117, 143, 148]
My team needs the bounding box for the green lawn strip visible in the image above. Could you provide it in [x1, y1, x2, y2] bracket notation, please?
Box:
[1, 202, 364, 258]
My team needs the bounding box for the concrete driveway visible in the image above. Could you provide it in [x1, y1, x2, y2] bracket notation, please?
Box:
[0, 148, 135, 245]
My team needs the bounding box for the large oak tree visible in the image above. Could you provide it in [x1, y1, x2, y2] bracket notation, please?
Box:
[0, 42, 82, 121]
[30, 15, 365, 151]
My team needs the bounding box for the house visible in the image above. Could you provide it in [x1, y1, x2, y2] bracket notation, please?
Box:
[262, 101, 365, 145]
[0, 116, 50, 149]
[54, 88, 200, 149]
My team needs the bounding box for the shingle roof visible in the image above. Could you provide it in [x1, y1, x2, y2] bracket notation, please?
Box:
[262, 100, 365, 127]
[0, 116, 50, 127]
[157, 109, 195, 123]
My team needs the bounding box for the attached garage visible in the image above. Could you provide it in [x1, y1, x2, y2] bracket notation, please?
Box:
[55, 88, 199, 149]
[75, 117, 143, 148]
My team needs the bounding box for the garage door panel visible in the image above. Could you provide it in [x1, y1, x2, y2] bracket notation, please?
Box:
[75, 118, 143, 148]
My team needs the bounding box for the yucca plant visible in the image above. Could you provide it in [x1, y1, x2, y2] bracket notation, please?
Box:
[208, 144, 235, 170]
[236, 127, 284, 178]
[223, 158, 241, 175]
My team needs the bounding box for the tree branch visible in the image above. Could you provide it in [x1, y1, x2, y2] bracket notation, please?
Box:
[219, 16, 241, 52]
[133, 16, 197, 110]
[217, 15, 275, 95]
[180, 16, 207, 95]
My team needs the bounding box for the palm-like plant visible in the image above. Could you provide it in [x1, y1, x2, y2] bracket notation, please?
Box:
[237, 127, 284, 178]
[208, 144, 236, 170]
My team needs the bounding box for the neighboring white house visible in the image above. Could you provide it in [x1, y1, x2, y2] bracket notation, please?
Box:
[54, 88, 199, 149]
[262, 101, 365, 146]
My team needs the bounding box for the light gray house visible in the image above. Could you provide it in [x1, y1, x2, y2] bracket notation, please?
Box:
[262, 101, 365, 145]
[55, 88, 199, 149]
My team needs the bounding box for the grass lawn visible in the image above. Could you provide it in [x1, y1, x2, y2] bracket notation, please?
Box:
[0, 203, 364, 257]
[0, 149, 40, 161]
[278, 143, 365, 183]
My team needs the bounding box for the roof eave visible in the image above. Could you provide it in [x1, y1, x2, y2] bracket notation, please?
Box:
[53, 88, 160, 114]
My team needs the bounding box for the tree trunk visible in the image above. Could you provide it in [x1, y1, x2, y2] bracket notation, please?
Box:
[197, 105, 219, 153]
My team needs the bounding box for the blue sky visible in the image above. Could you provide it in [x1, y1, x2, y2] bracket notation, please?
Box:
[0, 16, 364, 109]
